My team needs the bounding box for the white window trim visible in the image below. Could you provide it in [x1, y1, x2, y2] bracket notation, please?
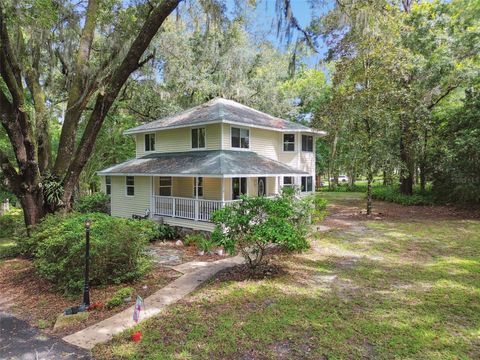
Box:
[105, 176, 111, 195]
[232, 177, 247, 199]
[301, 134, 314, 152]
[144, 133, 156, 152]
[158, 176, 173, 197]
[230, 125, 250, 150]
[301, 176, 313, 192]
[125, 176, 135, 197]
[282, 133, 296, 152]
[283, 176, 294, 187]
[193, 177, 204, 198]
[190, 127, 207, 150]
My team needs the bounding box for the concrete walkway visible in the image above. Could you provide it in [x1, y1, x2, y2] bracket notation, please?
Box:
[62, 255, 243, 350]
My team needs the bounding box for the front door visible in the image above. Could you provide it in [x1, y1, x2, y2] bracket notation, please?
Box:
[257, 177, 266, 197]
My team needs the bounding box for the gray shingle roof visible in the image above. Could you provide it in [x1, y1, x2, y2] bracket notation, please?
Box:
[123, 98, 325, 135]
[98, 150, 309, 177]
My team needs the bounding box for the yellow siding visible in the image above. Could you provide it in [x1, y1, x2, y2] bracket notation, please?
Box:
[267, 177, 277, 196]
[249, 128, 280, 160]
[203, 177, 221, 200]
[110, 176, 150, 218]
[224, 178, 232, 200]
[135, 124, 222, 157]
[173, 177, 193, 197]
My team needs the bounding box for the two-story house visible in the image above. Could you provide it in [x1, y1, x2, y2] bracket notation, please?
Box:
[98, 98, 326, 231]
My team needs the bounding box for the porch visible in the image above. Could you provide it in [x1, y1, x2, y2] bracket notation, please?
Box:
[152, 196, 235, 222]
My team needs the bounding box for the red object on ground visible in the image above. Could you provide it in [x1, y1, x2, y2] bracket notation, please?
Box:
[131, 331, 142, 342]
[87, 302, 104, 311]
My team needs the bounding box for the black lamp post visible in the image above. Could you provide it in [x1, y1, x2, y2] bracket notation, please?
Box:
[83, 218, 92, 306]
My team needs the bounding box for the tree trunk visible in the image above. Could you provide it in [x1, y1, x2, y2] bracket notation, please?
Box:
[420, 128, 428, 192]
[366, 170, 373, 216]
[18, 189, 45, 232]
[399, 114, 414, 195]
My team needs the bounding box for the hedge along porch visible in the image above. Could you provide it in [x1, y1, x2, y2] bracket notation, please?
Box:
[98, 150, 309, 231]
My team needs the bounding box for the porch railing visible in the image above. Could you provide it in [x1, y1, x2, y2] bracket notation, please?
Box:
[152, 196, 237, 222]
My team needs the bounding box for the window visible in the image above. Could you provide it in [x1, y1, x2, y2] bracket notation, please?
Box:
[105, 176, 111, 195]
[193, 177, 203, 197]
[283, 176, 294, 188]
[301, 176, 313, 192]
[191, 128, 206, 149]
[159, 177, 172, 196]
[283, 134, 295, 152]
[232, 177, 247, 199]
[144, 133, 155, 151]
[231, 127, 249, 149]
[126, 176, 135, 196]
[302, 135, 313, 152]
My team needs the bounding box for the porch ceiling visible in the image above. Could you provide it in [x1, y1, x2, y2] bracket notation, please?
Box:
[98, 150, 309, 177]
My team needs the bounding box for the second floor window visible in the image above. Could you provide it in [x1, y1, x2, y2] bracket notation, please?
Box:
[283, 134, 295, 152]
[231, 127, 249, 148]
[126, 176, 135, 196]
[159, 176, 172, 196]
[145, 133, 155, 151]
[105, 176, 111, 195]
[302, 135, 313, 152]
[191, 128, 206, 148]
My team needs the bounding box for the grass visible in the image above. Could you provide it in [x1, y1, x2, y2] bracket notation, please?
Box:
[0, 237, 17, 259]
[94, 194, 480, 359]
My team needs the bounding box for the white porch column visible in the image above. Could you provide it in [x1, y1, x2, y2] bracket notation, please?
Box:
[194, 176, 199, 221]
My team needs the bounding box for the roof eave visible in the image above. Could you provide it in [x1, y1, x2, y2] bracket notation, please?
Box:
[123, 119, 325, 136]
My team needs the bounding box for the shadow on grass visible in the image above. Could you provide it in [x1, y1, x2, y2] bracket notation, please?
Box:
[93, 220, 480, 360]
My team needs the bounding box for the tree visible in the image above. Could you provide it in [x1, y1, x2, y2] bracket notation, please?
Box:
[0, 0, 180, 228]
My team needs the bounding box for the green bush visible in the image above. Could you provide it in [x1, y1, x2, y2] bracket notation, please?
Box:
[308, 193, 328, 222]
[0, 208, 25, 238]
[184, 233, 205, 247]
[29, 212, 153, 294]
[156, 224, 177, 240]
[371, 186, 436, 206]
[74, 193, 110, 214]
[187, 234, 214, 253]
[211, 189, 311, 268]
[106, 287, 134, 309]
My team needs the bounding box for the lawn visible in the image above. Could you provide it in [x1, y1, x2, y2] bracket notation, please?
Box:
[94, 193, 480, 359]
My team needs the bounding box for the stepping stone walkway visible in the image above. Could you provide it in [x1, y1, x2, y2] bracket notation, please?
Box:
[62, 255, 244, 350]
[145, 246, 183, 266]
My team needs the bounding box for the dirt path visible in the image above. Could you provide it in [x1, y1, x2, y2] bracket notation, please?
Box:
[321, 192, 480, 231]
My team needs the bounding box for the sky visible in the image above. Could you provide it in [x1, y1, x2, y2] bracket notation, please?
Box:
[226, 0, 334, 68]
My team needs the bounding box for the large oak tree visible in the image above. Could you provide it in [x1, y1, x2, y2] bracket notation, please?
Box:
[0, 0, 181, 228]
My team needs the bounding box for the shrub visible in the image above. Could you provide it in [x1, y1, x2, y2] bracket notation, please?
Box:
[156, 224, 177, 240]
[184, 233, 205, 247]
[0, 208, 25, 238]
[74, 193, 110, 214]
[371, 186, 436, 206]
[189, 234, 214, 253]
[308, 193, 328, 222]
[30, 212, 152, 294]
[106, 287, 134, 309]
[211, 189, 311, 268]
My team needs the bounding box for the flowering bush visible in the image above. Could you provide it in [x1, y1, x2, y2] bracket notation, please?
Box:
[211, 188, 311, 268]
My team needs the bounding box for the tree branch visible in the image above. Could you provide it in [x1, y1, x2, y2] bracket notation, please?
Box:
[427, 85, 458, 110]
[61, 0, 181, 205]
[53, 0, 100, 176]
